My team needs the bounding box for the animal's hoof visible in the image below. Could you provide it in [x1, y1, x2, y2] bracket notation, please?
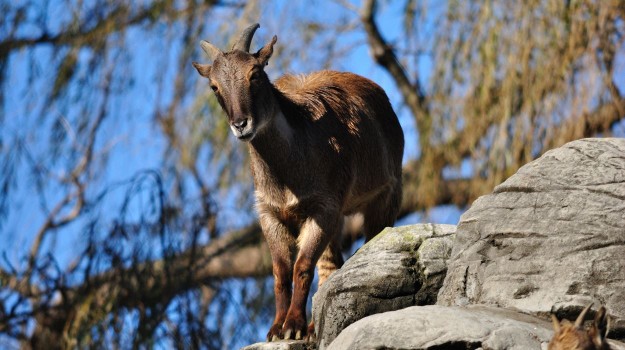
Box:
[266, 323, 283, 342]
[281, 317, 307, 340]
[283, 328, 292, 340]
[305, 322, 316, 342]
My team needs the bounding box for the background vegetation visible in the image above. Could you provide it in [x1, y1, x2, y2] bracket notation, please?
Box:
[1, 0, 624, 348]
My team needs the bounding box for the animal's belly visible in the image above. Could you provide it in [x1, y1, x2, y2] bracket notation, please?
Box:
[342, 177, 396, 214]
[255, 171, 397, 227]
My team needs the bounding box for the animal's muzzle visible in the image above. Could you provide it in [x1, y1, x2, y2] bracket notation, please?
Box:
[233, 118, 248, 132]
[230, 117, 254, 140]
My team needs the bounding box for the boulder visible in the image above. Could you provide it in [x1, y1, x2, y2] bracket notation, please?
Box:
[312, 224, 456, 349]
[327, 305, 625, 350]
[437, 138, 625, 339]
[241, 340, 315, 350]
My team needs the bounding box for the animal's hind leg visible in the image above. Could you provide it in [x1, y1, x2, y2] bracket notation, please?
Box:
[316, 217, 344, 286]
[362, 181, 402, 241]
[306, 228, 344, 341]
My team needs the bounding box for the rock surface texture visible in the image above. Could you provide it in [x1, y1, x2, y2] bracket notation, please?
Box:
[328, 305, 552, 350]
[327, 305, 625, 350]
[241, 340, 315, 350]
[312, 224, 456, 349]
[437, 138, 625, 338]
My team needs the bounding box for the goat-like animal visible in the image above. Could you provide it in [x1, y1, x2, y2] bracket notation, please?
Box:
[193, 24, 404, 341]
[549, 305, 612, 350]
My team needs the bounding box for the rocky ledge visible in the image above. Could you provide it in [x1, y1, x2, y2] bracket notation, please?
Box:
[243, 138, 625, 350]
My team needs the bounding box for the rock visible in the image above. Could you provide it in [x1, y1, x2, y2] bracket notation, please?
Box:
[327, 305, 625, 350]
[240, 340, 316, 350]
[312, 224, 456, 349]
[437, 138, 625, 339]
[327, 305, 552, 349]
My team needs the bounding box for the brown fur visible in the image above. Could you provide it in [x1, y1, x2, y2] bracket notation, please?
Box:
[549, 305, 611, 350]
[193, 24, 404, 342]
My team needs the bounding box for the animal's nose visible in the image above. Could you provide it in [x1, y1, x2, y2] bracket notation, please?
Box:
[233, 119, 248, 131]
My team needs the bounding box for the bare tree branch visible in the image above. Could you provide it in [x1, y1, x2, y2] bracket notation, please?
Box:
[0, 1, 228, 56]
[4, 223, 271, 347]
[548, 95, 625, 149]
[360, 0, 427, 122]
[27, 59, 115, 274]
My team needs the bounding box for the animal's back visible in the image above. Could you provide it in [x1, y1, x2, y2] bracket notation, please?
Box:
[274, 70, 404, 216]
[275, 70, 404, 174]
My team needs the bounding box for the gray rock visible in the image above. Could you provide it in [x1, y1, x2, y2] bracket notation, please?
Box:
[240, 340, 316, 350]
[327, 305, 625, 350]
[327, 305, 552, 349]
[312, 224, 456, 349]
[437, 138, 625, 339]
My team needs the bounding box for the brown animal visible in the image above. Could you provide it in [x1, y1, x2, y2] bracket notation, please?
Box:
[549, 305, 611, 350]
[192, 24, 404, 341]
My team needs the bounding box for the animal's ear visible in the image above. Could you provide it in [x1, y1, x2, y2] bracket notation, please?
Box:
[256, 35, 277, 66]
[192, 62, 212, 78]
[593, 306, 609, 340]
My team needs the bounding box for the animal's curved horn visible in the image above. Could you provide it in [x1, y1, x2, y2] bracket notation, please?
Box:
[551, 315, 561, 332]
[575, 304, 593, 327]
[233, 23, 260, 52]
[200, 40, 222, 60]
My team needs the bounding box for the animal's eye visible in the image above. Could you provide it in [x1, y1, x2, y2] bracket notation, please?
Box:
[210, 85, 218, 92]
[250, 71, 260, 81]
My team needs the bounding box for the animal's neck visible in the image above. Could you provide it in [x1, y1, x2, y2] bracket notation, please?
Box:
[249, 90, 295, 171]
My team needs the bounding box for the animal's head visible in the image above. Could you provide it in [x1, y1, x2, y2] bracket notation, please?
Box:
[548, 305, 611, 350]
[193, 23, 277, 141]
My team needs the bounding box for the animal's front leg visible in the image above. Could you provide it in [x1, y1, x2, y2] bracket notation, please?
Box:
[282, 212, 341, 341]
[260, 213, 296, 342]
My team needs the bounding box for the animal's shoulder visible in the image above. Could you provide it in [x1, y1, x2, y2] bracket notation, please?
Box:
[274, 70, 380, 96]
[274, 71, 385, 123]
